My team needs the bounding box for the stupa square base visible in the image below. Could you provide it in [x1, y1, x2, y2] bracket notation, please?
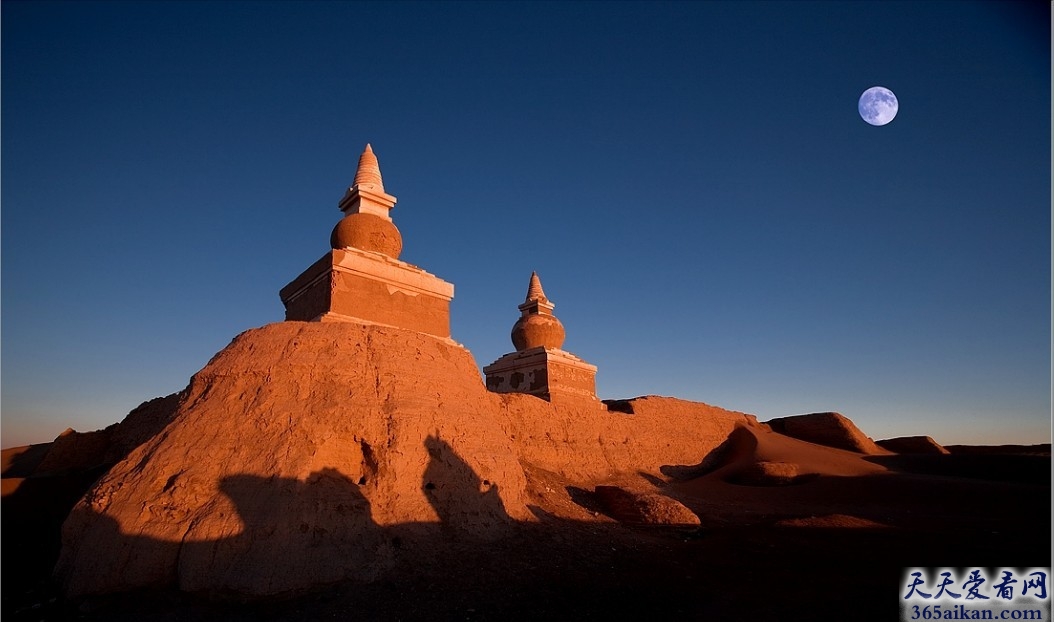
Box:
[279, 247, 453, 339]
[483, 347, 598, 401]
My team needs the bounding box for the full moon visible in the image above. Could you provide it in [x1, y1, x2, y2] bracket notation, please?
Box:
[858, 86, 898, 126]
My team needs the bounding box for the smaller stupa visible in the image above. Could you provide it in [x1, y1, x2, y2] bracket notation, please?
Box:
[483, 272, 598, 401]
[279, 144, 454, 338]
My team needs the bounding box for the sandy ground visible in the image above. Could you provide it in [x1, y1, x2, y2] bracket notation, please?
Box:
[3, 433, 1049, 621]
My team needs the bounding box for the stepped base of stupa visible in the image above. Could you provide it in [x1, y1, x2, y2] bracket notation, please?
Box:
[279, 247, 454, 339]
[484, 346, 598, 401]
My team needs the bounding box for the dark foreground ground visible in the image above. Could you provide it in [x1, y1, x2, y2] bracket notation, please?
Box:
[3, 447, 1050, 621]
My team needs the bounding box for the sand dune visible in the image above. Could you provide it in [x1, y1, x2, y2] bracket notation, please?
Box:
[663, 424, 889, 488]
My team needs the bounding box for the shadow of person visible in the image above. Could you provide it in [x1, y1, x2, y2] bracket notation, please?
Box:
[182, 467, 389, 594]
[56, 468, 392, 599]
[421, 436, 511, 538]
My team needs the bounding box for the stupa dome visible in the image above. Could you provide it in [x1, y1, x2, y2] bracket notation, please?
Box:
[511, 312, 565, 350]
[330, 212, 403, 258]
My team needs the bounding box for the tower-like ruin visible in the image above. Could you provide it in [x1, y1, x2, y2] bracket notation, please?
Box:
[280, 146, 598, 399]
[279, 144, 454, 338]
[483, 272, 598, 401]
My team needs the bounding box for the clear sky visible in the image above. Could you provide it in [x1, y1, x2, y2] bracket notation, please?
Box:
[2, 1, 1050, 448]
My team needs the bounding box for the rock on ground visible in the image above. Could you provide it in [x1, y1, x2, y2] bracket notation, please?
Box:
[594, 486, 701, 525]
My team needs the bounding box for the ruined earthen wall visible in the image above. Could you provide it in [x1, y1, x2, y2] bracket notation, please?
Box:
[56, 322, 751, 597]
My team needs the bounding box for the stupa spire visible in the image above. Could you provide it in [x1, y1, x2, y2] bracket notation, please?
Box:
[337, 142, 398, 226]
[525, 271, 548, 303]
[353, 143, 384, 191]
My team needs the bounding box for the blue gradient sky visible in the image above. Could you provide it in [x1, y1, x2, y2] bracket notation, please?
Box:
[2, 1, 1050, 448]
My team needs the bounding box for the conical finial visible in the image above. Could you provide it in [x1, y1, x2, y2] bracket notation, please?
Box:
[525, 271, 547, 303]
[353, 143, 384, 191]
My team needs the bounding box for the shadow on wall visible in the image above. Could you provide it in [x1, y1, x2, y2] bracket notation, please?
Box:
[660, 426, 759, 481]
[53, 436, 516, 598]
[422, 435, 510, 534]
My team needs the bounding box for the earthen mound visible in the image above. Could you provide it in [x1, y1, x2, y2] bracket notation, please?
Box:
[2, 443, 52, 479]
[56, 322, 529, 597]
[103, 392, 183, 463]
[2, 394, 181, 487]
[876, 435, 949, 455]
[36, 428, 113, 475]
[56, 322, 752, 598]
[764, 412, 889, 455]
